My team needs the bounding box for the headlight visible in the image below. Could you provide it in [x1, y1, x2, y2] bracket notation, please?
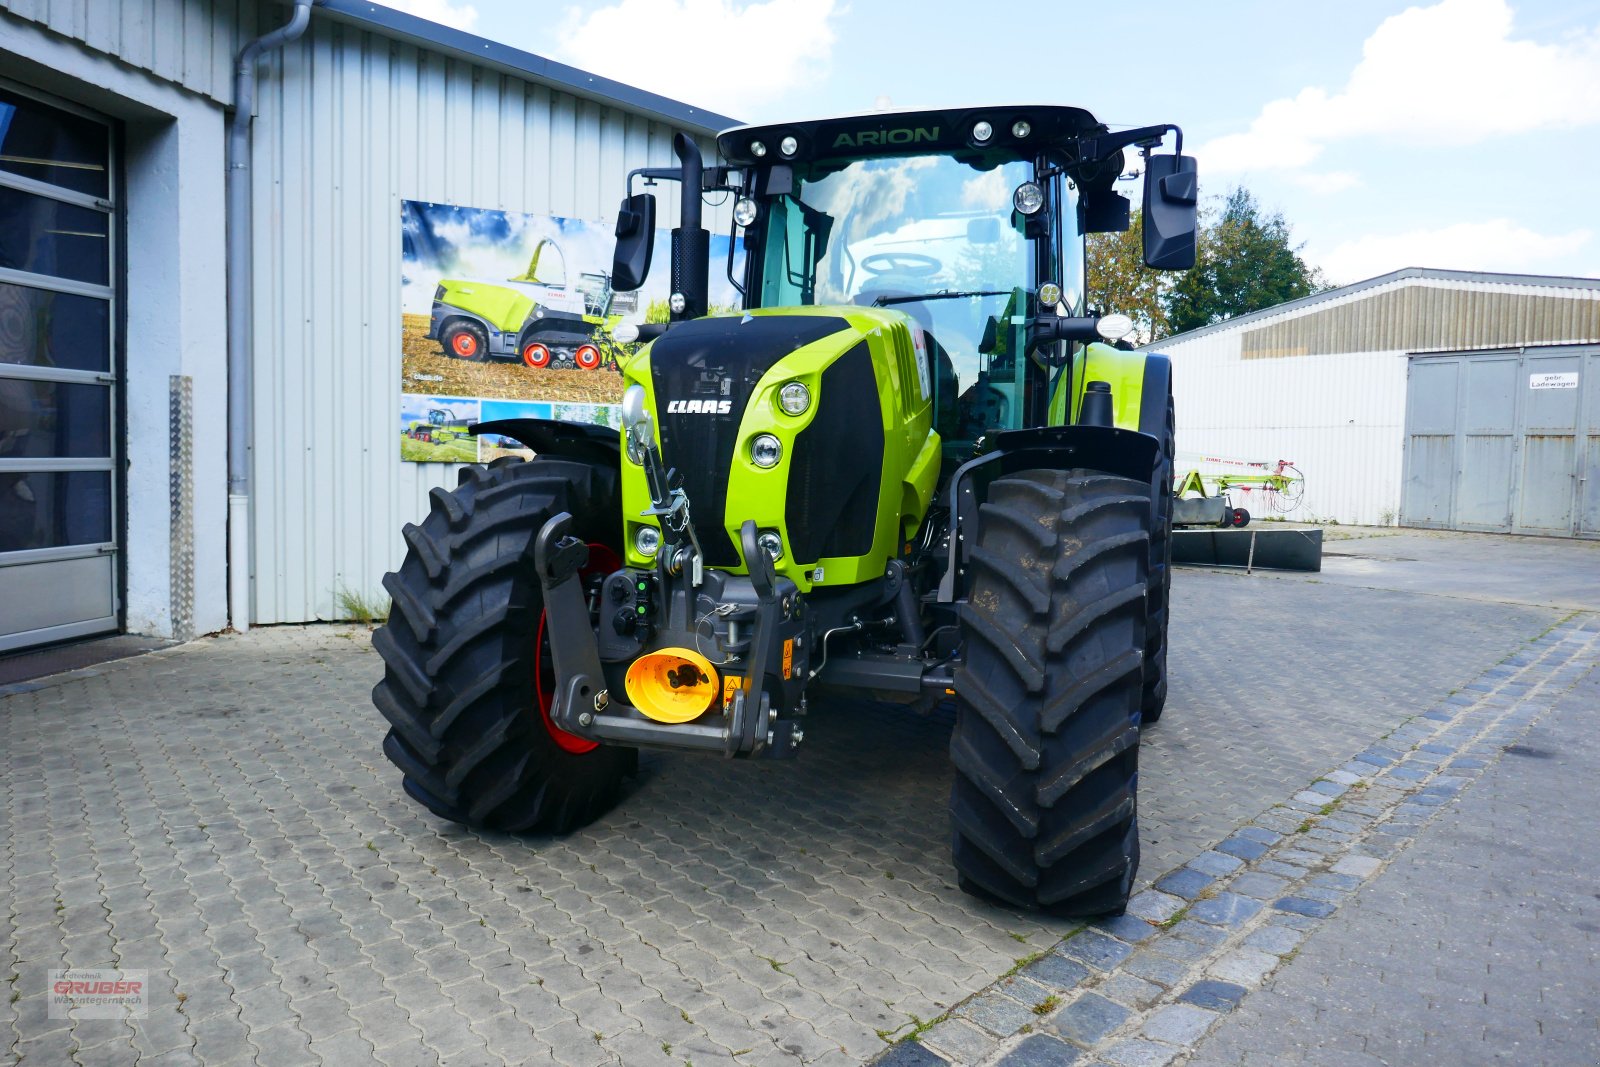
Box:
[1096, 313, 1136, 342]
[750, 140, 767, 158]
[1011, 120, 1031, 139]
[778, 381, 811, 416]
[611, 323, 640, 344]
[434, 284, 446, 300]
[972, 120, 993, 143]
[669, 292, 687, 314]
[750, 434, 782, 468]
[733, 197, 758, 228]
[779, 135, 798, 157]
[1013, 182, 1045, 215]
[757, 530, 784, 561]
[635, 525, 660, 556]
[1037, 282, 1062, 308]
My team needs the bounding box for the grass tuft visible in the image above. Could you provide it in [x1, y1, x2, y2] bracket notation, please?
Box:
[335, 584, 389, 624]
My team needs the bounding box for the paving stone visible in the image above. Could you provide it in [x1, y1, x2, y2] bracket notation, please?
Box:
[1206, 948, 1279, 988]
[1331, 855, 1381, 878]
[1100, 972, 1164, 1009]
[1102, 1036, 1180, 1066]
[1121, 951, 1190, 988]
[1178, 980, 1248, 1013]
[920, 1018, 993, 1063]
[998, 1031, 1081, 1066]
[1188, 893, 1261, 928]
[959, 990, 1035, 1037]
[874, 1040, 949, 1066]
[1240, 925, 1304, 957]
[1050, 993, 1129, 1047]
[1213, 835, 1270, 861]
[1226, 871, 1290, 901]
[1141, 1002, 1218, 1045]
[1059, 930, 1134, 971]
[1150, 869, 1212, 902]
[1093, 914, 1159, 944]
[1021, 952, 1091, 991]
[1186, 852, 1244, 878]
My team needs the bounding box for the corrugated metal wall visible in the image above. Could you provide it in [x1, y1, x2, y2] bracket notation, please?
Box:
[1163, 330, 1408, 527]
[0, 0, 254, 103]
[1157, 276, 1600, 528]
[1242, 281, 1600, 359]
[247, 15, 717, 624]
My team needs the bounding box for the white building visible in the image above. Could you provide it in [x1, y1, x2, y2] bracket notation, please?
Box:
[1148, 268, 1600, 536]
[0, 0, 734, 652]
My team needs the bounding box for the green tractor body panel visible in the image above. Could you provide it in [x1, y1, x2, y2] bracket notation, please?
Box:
[619, 306, 938, 593]
[1051, 342, 1150, 429]
[435, 279, 539, 333]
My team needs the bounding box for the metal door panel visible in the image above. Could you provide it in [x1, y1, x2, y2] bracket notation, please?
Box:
[1516, 435, 1575, 532]
[1457, 435, 1515, 529]
[1401, 358, 1460, 527]
[0, 554, 116, 650]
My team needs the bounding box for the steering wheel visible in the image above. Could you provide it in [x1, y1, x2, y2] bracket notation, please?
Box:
[861, 252, 942, 278]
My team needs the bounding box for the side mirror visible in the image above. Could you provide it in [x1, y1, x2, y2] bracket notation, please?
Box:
[1142, 154, 1198, 270]
[611, 192, 656, 291]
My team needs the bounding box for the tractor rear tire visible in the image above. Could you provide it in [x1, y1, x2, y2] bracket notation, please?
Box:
[1141, 394, 1175, 725]
[370, 456, 635, 833]
[951, 469, 1149, 917]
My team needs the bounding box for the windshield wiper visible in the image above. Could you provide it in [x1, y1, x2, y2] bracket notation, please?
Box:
[872, 290, 1012, 307]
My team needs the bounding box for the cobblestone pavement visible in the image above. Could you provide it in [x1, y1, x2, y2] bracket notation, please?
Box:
[1186, 637, 1600, 1067]
[876, 613, 1599, 1067]
[0, 546, 1570, 1067]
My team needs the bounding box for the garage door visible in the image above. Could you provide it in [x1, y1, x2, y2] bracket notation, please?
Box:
[1401, 345, 1598, 538]
[0, 83, 120, 651]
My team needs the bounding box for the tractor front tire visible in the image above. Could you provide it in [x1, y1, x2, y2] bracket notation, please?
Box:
[371, 456, 635, 833]
[443, 320, 488, 361]
[1141, 394, 1175, 725]
[951, 469, 1150, 917]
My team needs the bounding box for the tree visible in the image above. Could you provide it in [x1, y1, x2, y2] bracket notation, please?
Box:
[1086, 185, 1327, 343]
[1086, 212, 1171, 344]
[1165, 187, 1327, 335]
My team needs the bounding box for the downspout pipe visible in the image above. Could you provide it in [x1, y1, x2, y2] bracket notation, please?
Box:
[226, 0, 312, 631]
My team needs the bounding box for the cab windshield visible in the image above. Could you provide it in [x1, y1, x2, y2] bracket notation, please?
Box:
[757, 154, 1040, 441]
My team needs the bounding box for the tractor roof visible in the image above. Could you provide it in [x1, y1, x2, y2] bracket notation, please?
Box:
[717, 105, 1106, 168]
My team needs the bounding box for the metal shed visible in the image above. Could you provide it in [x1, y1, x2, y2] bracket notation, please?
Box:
[0, 0, 737, 650]
[1145, 268, 1600, 532]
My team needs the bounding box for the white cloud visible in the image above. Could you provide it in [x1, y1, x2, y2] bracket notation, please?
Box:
[1291, 171, 1362, 195]
[1199, 0, 1600, 174]
[1315, 219, 1592, 285]
[556, 0, 838, 113]
[381, 0, 480, 32]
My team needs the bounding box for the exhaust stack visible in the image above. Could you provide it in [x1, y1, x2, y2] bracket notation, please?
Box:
[670, 133, 710, 321]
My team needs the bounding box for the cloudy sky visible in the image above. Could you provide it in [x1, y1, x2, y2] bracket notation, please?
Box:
[382, 0, 1600, 286]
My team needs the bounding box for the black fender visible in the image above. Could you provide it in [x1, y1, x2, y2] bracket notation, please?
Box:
[935, 424, 1162, 603]
[468, 418, 621, 468]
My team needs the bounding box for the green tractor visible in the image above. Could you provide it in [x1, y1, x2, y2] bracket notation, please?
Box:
[402, 406, 471, 445]
[372, 106, 1198, 916]
[427, 237, 638, 369]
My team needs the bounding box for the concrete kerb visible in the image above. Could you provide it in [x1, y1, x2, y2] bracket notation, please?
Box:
[871, 612, 1600, 1067]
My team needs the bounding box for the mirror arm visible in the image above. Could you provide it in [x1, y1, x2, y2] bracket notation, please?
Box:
[1076, 123, 1182, 165]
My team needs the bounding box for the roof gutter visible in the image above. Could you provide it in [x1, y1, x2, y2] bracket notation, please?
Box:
[227, 0, 313, 631]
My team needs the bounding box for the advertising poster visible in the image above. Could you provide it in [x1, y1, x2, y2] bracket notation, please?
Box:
[400, 200, 740, 462]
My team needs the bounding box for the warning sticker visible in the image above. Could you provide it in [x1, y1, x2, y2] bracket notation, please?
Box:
[1530, 372, 1578, 390]
[722, 675, 742, 710]
[782, 638, 794, 680]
